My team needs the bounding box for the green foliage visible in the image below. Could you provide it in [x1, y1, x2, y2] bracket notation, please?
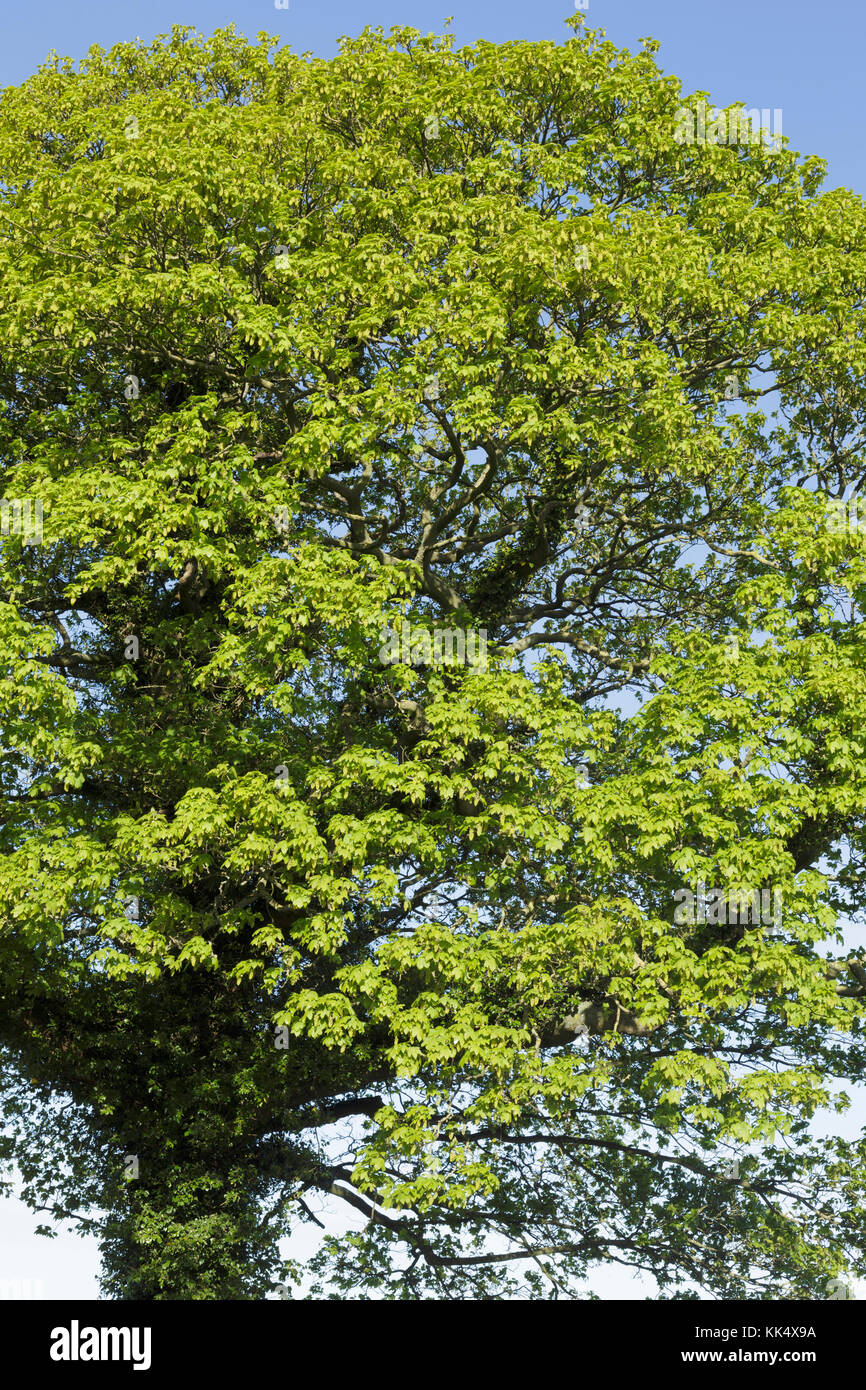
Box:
[1, 19, 865, 1299]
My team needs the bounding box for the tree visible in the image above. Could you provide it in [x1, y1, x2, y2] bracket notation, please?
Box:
[1, 19, 865, 1300]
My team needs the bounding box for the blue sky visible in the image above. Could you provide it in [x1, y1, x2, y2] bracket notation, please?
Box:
[2, 0, 865, 197]
[1, 0, 865, 1301]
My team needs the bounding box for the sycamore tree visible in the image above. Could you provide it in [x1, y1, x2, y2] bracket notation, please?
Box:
[1, 19, 866, 1301]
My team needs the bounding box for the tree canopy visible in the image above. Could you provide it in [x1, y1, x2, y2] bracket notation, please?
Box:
[1, 19, 866, 1299]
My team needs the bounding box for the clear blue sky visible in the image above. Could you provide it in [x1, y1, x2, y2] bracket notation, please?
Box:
[2, 0, 865, 196]
[1, 0, 864, 1301]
